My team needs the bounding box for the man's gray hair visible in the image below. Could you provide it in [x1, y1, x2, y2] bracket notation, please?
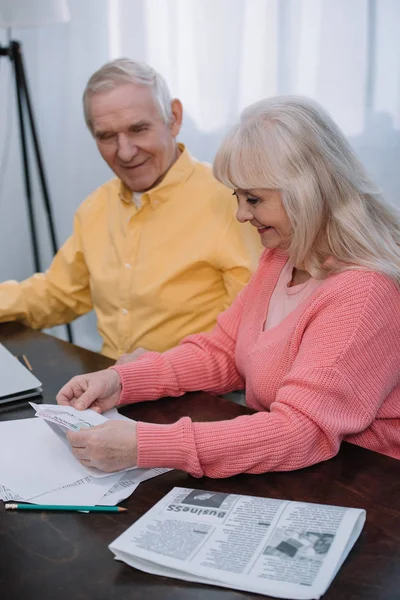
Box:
[83, 58, 173, 131]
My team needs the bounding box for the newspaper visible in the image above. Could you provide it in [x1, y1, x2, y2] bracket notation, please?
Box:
[109, 487, 365, 600]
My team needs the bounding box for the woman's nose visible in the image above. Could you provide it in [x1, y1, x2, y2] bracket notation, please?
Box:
[236, 200, 253, 223]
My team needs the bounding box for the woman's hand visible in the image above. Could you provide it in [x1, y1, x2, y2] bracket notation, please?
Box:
[56, 368, 122, 413]
[66, 420, 137, 472]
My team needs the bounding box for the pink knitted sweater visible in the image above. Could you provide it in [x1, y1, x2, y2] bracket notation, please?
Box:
[114, 249, 400, 478]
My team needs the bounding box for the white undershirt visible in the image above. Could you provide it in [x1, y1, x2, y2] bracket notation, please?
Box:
[132, 193, 142, 208]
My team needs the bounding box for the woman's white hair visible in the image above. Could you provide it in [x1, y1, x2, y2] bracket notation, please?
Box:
[213, 95, 400, 284]
[83, 58, 173, 131]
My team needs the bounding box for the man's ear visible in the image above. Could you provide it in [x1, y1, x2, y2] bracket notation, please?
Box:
[170, 99, 183, 137]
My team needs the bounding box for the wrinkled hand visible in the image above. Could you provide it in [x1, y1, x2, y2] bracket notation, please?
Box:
[115, 347, 148, 365]
[66, 420, 137, 472]
[56, 368, 122, 413]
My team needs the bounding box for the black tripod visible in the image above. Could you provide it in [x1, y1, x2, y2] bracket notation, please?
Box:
[0, 40, 73, 343]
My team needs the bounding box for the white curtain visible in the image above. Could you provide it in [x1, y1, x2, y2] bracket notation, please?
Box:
[115, 0, 400, 182]
[0, 0, 399, 351]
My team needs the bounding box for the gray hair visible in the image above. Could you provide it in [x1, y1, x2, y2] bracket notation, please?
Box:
[83, 58, 173, 131]
[213, 95, 400, 284]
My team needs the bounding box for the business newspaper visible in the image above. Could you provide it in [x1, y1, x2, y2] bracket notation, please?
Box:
[109, 486, 365, 599]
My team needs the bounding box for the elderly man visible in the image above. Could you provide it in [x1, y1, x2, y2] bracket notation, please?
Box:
[0, 59, 261, 360]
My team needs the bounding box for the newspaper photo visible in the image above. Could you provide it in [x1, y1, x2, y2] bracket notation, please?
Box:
[109, 487, 365, 599]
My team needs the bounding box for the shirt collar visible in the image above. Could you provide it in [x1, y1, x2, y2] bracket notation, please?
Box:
[118, 143, 196, 208]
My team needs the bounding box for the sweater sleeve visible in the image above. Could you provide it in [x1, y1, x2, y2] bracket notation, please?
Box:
[113, 278, 255, 403]
[135, 272, 400, 478]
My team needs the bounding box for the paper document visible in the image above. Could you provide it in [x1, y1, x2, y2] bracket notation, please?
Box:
[31, 402, 108, 431]
[0, 406, 171, 507]
[30, 403, 137, 478]
[30, 473, 122, 506]
[0, 418, 94, 498]
[109, 487, 366, 600]
[100, 468, 171, 506]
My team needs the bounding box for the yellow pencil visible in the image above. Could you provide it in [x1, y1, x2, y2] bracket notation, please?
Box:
[22, 354, 32, 370]
[15, 354, 33, 371]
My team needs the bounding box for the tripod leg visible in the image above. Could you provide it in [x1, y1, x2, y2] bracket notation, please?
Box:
[13, 42, 59, 255]
[10, 43, 41, 272]
[11, 42, 73, 344]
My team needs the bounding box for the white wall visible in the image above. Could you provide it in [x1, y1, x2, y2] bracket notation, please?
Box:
[0, 0, 113, 350]
[0, 0, 399, 353]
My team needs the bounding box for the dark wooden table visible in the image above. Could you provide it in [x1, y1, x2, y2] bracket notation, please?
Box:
[0, 323, 399, 600]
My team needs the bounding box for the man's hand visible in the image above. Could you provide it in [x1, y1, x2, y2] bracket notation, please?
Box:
[56, 368, 122, 412]
[66, 420, 137, 472]
[115, 347, 148, 365]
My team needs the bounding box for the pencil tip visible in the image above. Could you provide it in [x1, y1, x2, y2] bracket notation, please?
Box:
[118, 507, 128, 512]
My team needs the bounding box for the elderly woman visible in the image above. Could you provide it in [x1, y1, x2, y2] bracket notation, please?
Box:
[57, 96, 400, 478]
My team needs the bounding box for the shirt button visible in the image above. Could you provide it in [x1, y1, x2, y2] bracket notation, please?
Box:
[121, 308, 128, 315]
[124, 263, 132, 269]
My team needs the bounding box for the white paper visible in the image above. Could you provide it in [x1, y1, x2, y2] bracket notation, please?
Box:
[103, 408, 128, 421]
[0, 418, 93, 498]
[29, 473, 122, 506]
[0, 484, 22, 502]
[30, 402, 108, 431]
[1, 405, 171, 507]
[100, 481, 140, 506]
[100, 468, 171, 505]
[30, 403, 138, 478]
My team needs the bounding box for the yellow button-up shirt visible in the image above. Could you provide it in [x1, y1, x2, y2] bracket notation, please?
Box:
[0, 146, 262, 358]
